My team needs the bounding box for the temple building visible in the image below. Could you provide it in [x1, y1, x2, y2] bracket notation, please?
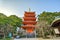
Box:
[51, 18, 60, 35]
[22, 10, 37, 37]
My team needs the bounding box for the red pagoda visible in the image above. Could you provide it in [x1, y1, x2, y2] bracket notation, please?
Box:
[22, 9, 37, 37]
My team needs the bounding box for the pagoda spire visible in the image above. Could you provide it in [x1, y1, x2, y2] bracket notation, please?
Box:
[29, 8, 31, 12]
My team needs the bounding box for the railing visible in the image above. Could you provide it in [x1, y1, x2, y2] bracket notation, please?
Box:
[23, 21, 37, 25]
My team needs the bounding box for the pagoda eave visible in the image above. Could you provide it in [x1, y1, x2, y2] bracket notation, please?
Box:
[22, 25, 35, 29]
[25, 11, 35, 14]
[23, 21, 37, 25]
[22, 26, 35, 30]
[23, 17, 36, 21]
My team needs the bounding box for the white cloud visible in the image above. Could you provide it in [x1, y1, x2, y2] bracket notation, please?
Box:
[0, 7, 16, 16]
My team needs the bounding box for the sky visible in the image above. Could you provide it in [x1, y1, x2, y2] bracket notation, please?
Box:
[0, 0, 60, 17]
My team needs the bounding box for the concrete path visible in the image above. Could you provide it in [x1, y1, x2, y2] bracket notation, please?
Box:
[14, 38, 38, 40]
[14, 38, 60, 40]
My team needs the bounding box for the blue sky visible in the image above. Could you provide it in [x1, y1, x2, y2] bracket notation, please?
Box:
[0, 0, 60, 17]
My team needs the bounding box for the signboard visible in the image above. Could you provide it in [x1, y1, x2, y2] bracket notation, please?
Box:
[54, 28, 60, 34]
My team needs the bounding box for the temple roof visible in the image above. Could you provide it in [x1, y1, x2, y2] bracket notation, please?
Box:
[51, 18, 60, 27]
[25, 11, 35, 14]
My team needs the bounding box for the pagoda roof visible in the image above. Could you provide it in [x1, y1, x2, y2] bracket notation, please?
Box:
[25, 11, 35, 14]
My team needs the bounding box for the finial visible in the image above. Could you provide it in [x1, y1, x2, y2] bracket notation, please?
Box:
[29, 8, 31, 12]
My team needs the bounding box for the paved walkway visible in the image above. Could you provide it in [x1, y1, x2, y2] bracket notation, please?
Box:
[14, 38, 38, 40]
[14, 38, 60, 40]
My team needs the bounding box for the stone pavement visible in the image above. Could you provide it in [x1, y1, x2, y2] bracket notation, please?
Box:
[14, 38, 60, 40]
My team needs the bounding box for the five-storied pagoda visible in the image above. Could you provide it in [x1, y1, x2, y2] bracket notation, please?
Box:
[22, 9, 37, 37]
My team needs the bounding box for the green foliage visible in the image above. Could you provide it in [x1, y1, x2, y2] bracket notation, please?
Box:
[8, 15, 22, 33]
[0, 13, 8, 28]
[0, 38, 11, 40]
[38, 11, 60, 24]
[0, 13, 22, 35]
[8, 15, 22, 27]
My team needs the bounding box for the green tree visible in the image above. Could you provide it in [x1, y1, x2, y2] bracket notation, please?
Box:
[37, 11, 60, 38]
[38, 11, 60, 24]
[8, 15, 22, 33]
[0, 13, 22, 38]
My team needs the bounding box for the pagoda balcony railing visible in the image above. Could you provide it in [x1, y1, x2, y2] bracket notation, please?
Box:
[22, 25, 35, 29]
[23, 17, 36, 21]
[23, 21, 37, 25]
